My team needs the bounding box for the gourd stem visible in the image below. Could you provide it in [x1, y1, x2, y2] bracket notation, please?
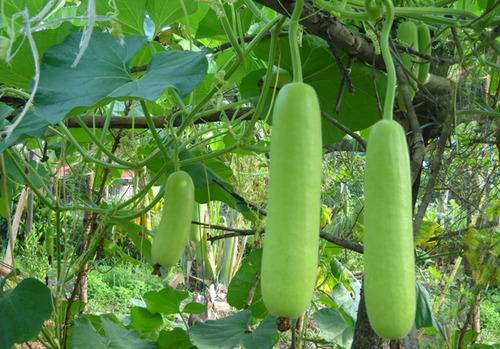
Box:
[289, 0, 304, 82]
[380, 0, 396, 121]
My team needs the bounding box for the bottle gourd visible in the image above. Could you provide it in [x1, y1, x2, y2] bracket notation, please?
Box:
[261, 82, 322, 318]
[363, 120, 416, 338]
[417, 23, 431, 84]
[397, 20, 419, 111]
[152, 170, 194, 268]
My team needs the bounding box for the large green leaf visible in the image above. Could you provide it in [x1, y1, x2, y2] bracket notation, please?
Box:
[94, 0, 146, 35]
[158, 328, 195, 349]
[254, 35, 386, 145]
[145, 150, 258, 221]
[143, 287, 189, 315]
[35, 32, 206, 123]
[0, 32, 208, 153]
[0, 103, 13, 122]
[227, 249, 267, 318]
[415, 282, 435, 329]
[313, 308, 353, 348]
[0, 23, 74, 89]
[69, 318, 108, 349]
[129, 306, 163, 333]
[69, 317, 155, 349]
[189, 311, 278, 349]
[195, 2, 253, 42]
[146, 0, 198, 34]
[0, 278, 52, 349]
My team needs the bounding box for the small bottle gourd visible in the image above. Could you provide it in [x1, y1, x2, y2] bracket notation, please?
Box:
[261, 82, 322, 318]
[152, 170, 194, 268]
[397, 20, 419, 110]
[417, 23, 431, 84]
[363, 120, 416, 338]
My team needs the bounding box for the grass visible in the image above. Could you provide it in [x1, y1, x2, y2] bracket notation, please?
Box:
[86, 260, 164, 315]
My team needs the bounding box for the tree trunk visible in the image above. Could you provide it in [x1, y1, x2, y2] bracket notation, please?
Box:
[472, 293, 481, 341]
[352, 284, 419, 348]
[351, 286, 389, 349]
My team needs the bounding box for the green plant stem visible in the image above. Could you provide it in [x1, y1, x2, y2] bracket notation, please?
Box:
[395, 7, 478, 19]
[114, 163, 169, 210]
[248, 16, 286, 137]
[179, 16, 283, 133]
[380, 0, 396, 121]
[56, 123, 130, 169]
[74, 116, 143, 168]
[243, 0, 269, 23]
[219, 1, 245, 62]
[5, 150, 58, 210]
[93, 102, 114, 159]
[113, 187, 166, 220]
[289, 0, 305, 82]
[141, 100, 170, 159]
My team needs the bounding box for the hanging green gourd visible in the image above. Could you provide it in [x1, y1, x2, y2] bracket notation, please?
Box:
[261, 0, 323, 318]
[397, 20, 419, 111]
[417, 23, 432, 84]
[152, 170, 194, 268]
[363, 0, 416, 339]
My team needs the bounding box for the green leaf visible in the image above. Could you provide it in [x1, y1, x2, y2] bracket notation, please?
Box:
[110, 219, 152, 262]
[415, 282, 435, 329]
[227, 249, 267, 318]
[129, 306, 163, 333]
[0, 32, 208, 154]
[189, 311, 278, 349]
[158, 328, 195, 349]
[195, 2, 253, 42]
[143, 287, 189, 315]
[69, 318, 108, 349]
[254, 35, 386, 146]
[0, 23, 74, 89]
[35, 32, 207, 123]
[146, 0, 198, 34]
[0, 278, 52, 349]
[313, 308, 353, 348]
[100, 0, 147, 35]
[0, 103, 13, 122]
[182, 302, 205, 314]
[70, 317, 155, 349]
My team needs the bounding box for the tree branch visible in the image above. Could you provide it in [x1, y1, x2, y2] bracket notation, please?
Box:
[395, 62, 425, 183]
[413, 114, 454, 233]
[322, 111, 367, 150]
[205, 223, 364, 253]
[64, 108, 253, 129]
[254, 0, 451, 96]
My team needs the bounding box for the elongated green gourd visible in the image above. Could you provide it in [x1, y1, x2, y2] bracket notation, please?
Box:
[152, 170, 194, 268]
[397, 21, 419, 110]
[417, 23, 431, 84]
[363, 120, 416, 339]
[261, 82, 322, 318]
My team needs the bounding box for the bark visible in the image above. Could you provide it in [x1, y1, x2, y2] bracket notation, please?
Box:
[413, 114, 454, 234]
[472, 293, 481, 340]
[253, 0, 451, 97]
[64, 108, 252, 129]
[351, 286, 388, 349]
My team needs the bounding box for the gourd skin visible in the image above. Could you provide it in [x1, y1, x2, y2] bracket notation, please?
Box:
[261, 82, 322, 318]
[417, 23, 431, 84]
[152, 171, 194, 268]
[363, 120, 416, 339]
[397, 21, 419, 110]
[397, 21, 419, 77]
